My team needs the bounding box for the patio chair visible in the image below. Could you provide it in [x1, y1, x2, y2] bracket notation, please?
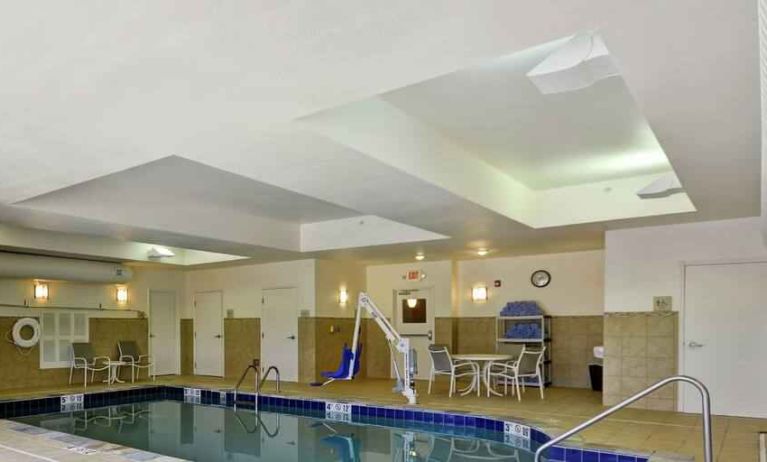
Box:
[487, 346, 546, 400]
[511, 347, 547, 400]
[69, 342, 110, 388]
[486, 344, 526, 397]
[427, 344, 480, 397]
[117, 340, 155, 382]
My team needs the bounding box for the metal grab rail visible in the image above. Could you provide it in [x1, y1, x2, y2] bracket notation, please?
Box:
[233, 359, 260, 402]
[260, 366, 280, 393]
[534, 376, 712, 462]
[233, 360, 281, 403]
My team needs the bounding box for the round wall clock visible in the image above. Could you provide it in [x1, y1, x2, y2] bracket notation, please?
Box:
[530, 270, 551, 288]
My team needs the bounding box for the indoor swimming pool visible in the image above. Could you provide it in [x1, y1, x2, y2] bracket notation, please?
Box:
[13, 400, 529, 461]
[0, 386, 650, 461]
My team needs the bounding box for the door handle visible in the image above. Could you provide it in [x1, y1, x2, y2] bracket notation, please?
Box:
[215, 334, 222, 339]
[149, 334, 155, 338]
[287, 335, 296, 340]
[688, 341, 704, 348]
[427, 330, 433, 341]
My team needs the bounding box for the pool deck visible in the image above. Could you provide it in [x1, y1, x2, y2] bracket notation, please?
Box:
[0, 375, 764, 461]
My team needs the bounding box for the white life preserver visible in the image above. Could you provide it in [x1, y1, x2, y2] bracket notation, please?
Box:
[12, 318, 41, 348]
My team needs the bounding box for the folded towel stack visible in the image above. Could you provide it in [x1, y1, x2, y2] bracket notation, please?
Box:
[505, 322, 542, 339]
[499, 300, 543, 317]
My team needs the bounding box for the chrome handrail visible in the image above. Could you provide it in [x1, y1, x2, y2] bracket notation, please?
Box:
[233, 359, 260, 403]
[534, 375, 712, 462]
[233, 360, 281, 403]
[259, 365, 280, 393]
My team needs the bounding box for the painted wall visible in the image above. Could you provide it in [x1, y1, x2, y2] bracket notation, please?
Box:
[365, 260, 453, 317]
[183, 259, 315, 318]
[457, 250, 604, 317]
[604, 217, 767, 312]
[314, 259, 366, 318]
[0, 262, 185, 316]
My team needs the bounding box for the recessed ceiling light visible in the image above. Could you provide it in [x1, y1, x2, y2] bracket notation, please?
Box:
[477, 249, 489, 257]
[415, 253, 425, 261]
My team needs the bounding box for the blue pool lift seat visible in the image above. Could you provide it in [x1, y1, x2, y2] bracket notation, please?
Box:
[322, 434, 361, 462]
[319, 344, 362, 386]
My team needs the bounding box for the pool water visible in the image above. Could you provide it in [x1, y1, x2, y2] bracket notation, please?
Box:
[14, 400, 531, 461]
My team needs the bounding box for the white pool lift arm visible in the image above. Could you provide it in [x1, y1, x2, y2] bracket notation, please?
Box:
[351, 292, 417, 405]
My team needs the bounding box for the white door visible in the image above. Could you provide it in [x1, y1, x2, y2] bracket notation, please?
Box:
[149, 290, 177, 375]
[683, 262, 767, 418]
[261, 288, 299, 382]
[194, 291, 224, 377]
[394, 288, 434, 380]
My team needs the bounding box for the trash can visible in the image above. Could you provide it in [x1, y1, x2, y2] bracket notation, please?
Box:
[589, 364, 603, 392]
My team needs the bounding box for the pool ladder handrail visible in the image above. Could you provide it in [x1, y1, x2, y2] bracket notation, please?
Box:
[533, 375, 713, 462]
[259, 365, 280, 393]
[233, 359, 281, 402]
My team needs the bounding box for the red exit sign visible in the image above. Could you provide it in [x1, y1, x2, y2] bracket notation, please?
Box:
[406, 270, 420, 281]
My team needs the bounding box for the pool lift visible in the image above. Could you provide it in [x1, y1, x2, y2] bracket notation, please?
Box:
[351, 292, 418, 405]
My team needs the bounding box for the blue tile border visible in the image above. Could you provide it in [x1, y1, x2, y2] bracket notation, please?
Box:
[0, 384, 651, 462]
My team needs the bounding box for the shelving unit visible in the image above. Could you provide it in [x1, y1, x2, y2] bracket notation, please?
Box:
[495, 315, 552, 387]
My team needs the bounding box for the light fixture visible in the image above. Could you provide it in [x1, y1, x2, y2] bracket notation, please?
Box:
[33, 282, 48, 301]
[406, 298, 418, 309]
[415, 253, 425, 261]
[116, 286, 129, 303]
[338, 288, 349, 306]
[147, 246, 176, 259]
[471, 286, 488, 302]
[477, 248, 489, 257]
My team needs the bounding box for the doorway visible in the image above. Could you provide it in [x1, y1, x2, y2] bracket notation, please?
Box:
[683, 261, 767, 418]
[194, 290, 224, 377]
[149, 290, 177, 375]
[394, 288, 434, 380]
[261, 288, 299, 382]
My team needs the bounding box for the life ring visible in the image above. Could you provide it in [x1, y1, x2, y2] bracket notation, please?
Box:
[12, 318, 40, 348]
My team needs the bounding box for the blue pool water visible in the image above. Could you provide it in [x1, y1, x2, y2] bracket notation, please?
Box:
[14, 400, 532, 461]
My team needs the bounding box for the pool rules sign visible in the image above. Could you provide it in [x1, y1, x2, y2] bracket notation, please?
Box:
[325, 401, 352, 423]
[504, 421, 531, 451]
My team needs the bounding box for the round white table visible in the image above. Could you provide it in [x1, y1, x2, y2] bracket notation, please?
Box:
[103, 360, 128, 386]
[452, 354, 514, 397]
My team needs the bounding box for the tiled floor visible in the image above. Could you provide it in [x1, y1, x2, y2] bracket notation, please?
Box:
[0, 376, 765, 461]
[0, 419, 183, 462]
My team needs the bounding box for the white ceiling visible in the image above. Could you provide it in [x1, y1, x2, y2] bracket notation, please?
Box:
[383, 39, 672, 189]
[18, 156, 360, 225]
[0, 1, 761, 265]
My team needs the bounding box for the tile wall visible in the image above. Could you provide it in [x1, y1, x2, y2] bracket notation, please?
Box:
[551, 316, 603, 388]
[0, 316, 148, 391]
[603, 312, 678, 410]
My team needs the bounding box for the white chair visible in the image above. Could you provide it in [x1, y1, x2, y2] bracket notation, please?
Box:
[118, 340, 155, 382]
[512, 348, 547, 400]
[486, 344, 526, 397]
[69, 342, 110, 389]
[488, 347, 546, 400]
[427, 344, 480, 397]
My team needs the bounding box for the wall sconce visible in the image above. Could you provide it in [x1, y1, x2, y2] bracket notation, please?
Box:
[34, 282, 49, 301]
[406, 298, 418, 309]
[471, 286, 488, 302]
[116, 286, 129, 304]
[338, 288, 349, 306]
